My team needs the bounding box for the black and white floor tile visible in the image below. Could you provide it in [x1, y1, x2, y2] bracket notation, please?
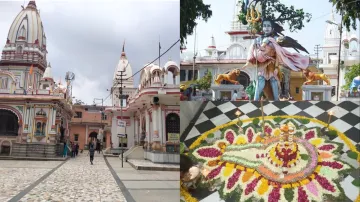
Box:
[181, 101, 360, 202]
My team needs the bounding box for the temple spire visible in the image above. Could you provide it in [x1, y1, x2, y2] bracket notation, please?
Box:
[27, 1, 37, 9]
[121, 40, 126, 57]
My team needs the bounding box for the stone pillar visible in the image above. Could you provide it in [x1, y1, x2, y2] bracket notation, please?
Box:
[151, 106, 161, 151]
[145, 111, 150, 149]
[157, 106, 164, 151]
[134, 118, 138, 145]
[164, 71, 168, 85]
[162, 106, 167, 146]
[139, 115, 144, 146]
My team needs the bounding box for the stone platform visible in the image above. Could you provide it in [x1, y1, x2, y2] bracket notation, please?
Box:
[0, 156, 68, 161]
[127, 159, 180, 171]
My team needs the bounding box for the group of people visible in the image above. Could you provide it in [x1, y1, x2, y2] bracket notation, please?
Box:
[62, 141, 79, 158]
[70, 142, 79, 158]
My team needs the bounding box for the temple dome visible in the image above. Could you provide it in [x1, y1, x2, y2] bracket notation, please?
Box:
[6, 1, 47, 48]
[42, 62, 53, 80]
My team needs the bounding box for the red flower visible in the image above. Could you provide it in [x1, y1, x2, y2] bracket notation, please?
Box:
[247, 129, 254, 142]
[264, 125, 272, 134]
[244, 177, 260, 195]
[298, 186, 310, 202]
[197, 148, 222, 158]
[318, 161, 343, 169]
[315, 174, 336, 192]
[305, 130, 315, 140]
[207, 165, 223, 179]
[318, 144, 335, 151]
[227, 170, 242, 189]
[225, 130, 235, 144]
[268, 187, 281, 202]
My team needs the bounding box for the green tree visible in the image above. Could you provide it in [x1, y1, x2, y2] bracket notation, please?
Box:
[330, 0, 360, 32]
[180, 0, 212, 46]
[196, 71, 212, 90]
[238, 0, 312, 33]
[342, 64, 360, 90]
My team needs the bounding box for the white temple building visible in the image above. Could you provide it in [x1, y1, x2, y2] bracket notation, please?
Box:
[0, 1, 73, 157]
[180, 2, 261, 100]
[318, 10, 359, 100]
[105, 44, 180, 163]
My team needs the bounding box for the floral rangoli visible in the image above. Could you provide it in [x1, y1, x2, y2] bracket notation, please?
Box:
[188, 118, 354, 202]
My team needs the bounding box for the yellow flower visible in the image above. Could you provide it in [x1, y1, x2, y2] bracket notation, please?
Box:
[291, 182, 300, 187]
[282, 184, 291, 188]
[223, 166, 233, 177]
[309, 174, 316, 179]
[236, 136, 247, 145]
[257, 178, 269, 195]
[181, 183, 198, 202]
[300, 179, 310, 186]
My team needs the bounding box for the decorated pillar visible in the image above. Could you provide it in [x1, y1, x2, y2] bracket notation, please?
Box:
[134, 118, 138, 145]
[162, 105, 167, 145]
[164, 71, 168, 85]
[145, 110, 150, 149]
[151, 106, 161, 151]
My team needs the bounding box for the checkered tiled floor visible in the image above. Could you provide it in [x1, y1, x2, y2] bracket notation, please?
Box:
[181, 101, 360, 202]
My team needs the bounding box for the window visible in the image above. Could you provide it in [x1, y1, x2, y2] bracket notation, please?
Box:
[194, 70, 198, 80]
[296, 87, 300, 94]
[101, 113, 107, 120]
[180, 70, 186, 81]
[74, 111, 82, 118]
[74, 134, 79, 141]
[328, 53, 337, 64]
[188, 70, 193, 81]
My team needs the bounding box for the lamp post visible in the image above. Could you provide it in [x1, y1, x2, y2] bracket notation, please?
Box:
[326, 16, 342, 101]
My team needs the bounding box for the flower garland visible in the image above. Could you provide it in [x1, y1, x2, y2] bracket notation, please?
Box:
[188, 116, 356, 202]
[180, 182, 198, 202]
[190, 115, 360, 158]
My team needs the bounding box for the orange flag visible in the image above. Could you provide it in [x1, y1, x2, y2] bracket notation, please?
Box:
[29, 64, 33, 75]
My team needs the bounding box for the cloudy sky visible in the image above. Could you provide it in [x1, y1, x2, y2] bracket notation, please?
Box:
[185, 0, 359, 57]
[0, 0, 180, 106]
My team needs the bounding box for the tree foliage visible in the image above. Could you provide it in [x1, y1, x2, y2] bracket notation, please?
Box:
[342, 64, 360, 90]
[238, 0, 312, 33]
[180, 0, 212, 46]
[196, 70, 212, 90]
[330, 0, 360, 31]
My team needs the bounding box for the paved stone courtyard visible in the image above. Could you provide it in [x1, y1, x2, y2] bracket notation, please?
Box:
[107, 158, 180, 202]
[0, 153, 179, 202]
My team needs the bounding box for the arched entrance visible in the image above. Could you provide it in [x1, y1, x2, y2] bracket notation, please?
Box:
[89, 131, 98, 142]
[221, 71, 250, 88]
[0, 140, 11, 156]
[0, 109, 19, 136]
[165, 113, 180, 141]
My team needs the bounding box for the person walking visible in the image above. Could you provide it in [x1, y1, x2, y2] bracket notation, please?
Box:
[75, 143, 79, 156]
[63, 141, 68, 157]
[96, 140, 101, 154]
[88, 142, 95, 165]
[72, 143, 76, 158]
